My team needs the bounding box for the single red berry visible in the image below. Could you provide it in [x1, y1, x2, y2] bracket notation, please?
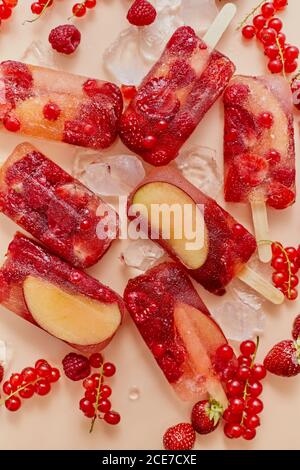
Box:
[268, 58, 283, 73]
[85, 0, 96, 8]
[98, 398, 111, 413]
[248, 380, 263, 397]
[244, 414, 261, 429]
[43, 102, 61, 121]
[285, 247, 298, 261]
[90, 373, 103, 387]
[223, 408, 241, 424]
[100, 384, 112, 399]
[0, 4, 12, 19]
[242, 25, 256, 39]
[35, 379, 51, 396]
[240, 340, 256, 357]
[290, 276, 299, 288]
[253, 14, 266, 30]
[62, 353, 91, 381]
[292, 315, 300, 340]
[31, 2, 43, 14]
[277, 32, 286, 46]
[85, 389, 97, 403]
[272, 271, 288, 286]
[258, 112, 274, 128]
[48, 368, 60, 383]
[272, 242, 283, 257]
[10, 373, 22, 390]
[21, 367, 37, 384]
[261, 2, 275, 18]
[216, 344, 234, 362]
[49, 24, 81, 55]
[226, 379, 244, 397]
[191, 399, 221, 435]
[3, 0, 18, 7]
[121, 85, 137, 100]
[273, 0, 288, 10]
[238, 356, 252, 367]
[264, 44, 280, 60]
[251, 364, 267, 381]
[79, 397, 94, 413]
[104, 410, 121, 425]
[89, 353, 103, 368]
[3, 115, 21, 132]
[285, 46, 299, 62]
[36, 363, 52, 379]
[19, 384, 35, 399]
[83, 377, 96, 390]
[163, 423, 195, 450]
[2, 380, 12, 395]
[268, 17, 283, 32]
[271, 256, 287, 271]
[259, 27, 277, 46]
[246, 398, 264, 415]
[35, 359, 49, 369]
[243, 427, 256, 440]
[127, 0, 157, 27]
[72, 3, 86, 17]
[287, 288, 298, 301]
[5, 396, 21, 411]
[236, 365, 251, 381]
[224, 423, 243, 439]
[290, 262, 299, 274]
[103, 362, 116, 377]
[285, 60, 298, 74]
[229, 397, 245, 415]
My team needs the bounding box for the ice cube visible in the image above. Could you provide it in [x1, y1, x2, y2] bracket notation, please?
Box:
[176, 145, 221, 198]
[121, 239, 165, 271]
[72, 150, 145, 196]
[180, 0, 219, 34]
[20, 40, 56, 68]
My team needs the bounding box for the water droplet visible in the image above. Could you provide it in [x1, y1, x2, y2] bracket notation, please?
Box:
[129, 387, 140, 401]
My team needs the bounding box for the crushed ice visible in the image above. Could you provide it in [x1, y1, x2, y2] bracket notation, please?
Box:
[72, 150, 145, 197]
[121, 239, 165, 271]
[21, 40, 56, 67]
[104, 0, 219, 85]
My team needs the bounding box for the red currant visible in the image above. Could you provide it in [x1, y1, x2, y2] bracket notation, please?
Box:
[264, 44, 280, 60]
[287, 288, 298, 301]
[285, 46, 299, 62]
[19, 384, 35, 399]
[268, 58, 283, 73]
[103, 410, 120, 425]
[98, 398, 111, 413]
[243, 414, 261, 429]
[248, 380, 263, 397]
[243, 427, 256, 440]
[273, 0, 288, 10]
[259, 27, 277, 45]
[271, 256, 287, 271]
[85, 389, 97, 403]
[242, 25, 256, 39]
[258, 111, 274, 128]
[31, 2, 43, 14]
[83, 377, 95, 390]
[224, 423, 243, 439]
[5, 396, 21, 411]
[21, 367, 37, 384]
[3, 0, 18, 7]
[240, 340, 256, 357]
[10, 373, 22, 390]
[272, 242, 283, 256]
[246, 398, 264, 415]
[48, 368, 60, 383]
[253, 14, 266, 30]
[229, 397, 245, 415]
[43, 102, 61, 121]
[72, 3, 86, 17]
[35, 359, 49, 369]
[277, 32, 286, 46]
[223, 408, 241, 424]
[89, 353, 103, 368]
[261, 2, 275, 18]
[238, 356, 252, 367]
[2, 380, 12, 395]
[272, 271, 288, 286]
[0, 4, 12, 19]
[103, 362, 116, 377]
[285, 60, 298, 74]
[3, 115, 21, 132]
[35, 379, 51, 396]
[268, 18, 283, 33]
[100, 384, 112, 399]
[226, 379, 244, 397]
[36, 363, 52, 379]
[237, 365, 251, 381]
[79, 398, 94, 413]
[285, 247, 298, 261]
[290, 276, 299, 288]
[290, 262, 299, 275]
[85, 0, 96, 8]
[251, 364, 267, 381]
[216, 344, 234, 362]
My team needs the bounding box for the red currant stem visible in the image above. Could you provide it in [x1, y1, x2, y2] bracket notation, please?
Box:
[89, 364, 104, 434]
[236, 0, 266, 31]
[0, 377, 42, 406]
[258, 240, 293, 298]
[24, 0, 52, 24]
[241, 336, 260, 425]
[275, 37, 287, 80]
[68, 2, 86, 21]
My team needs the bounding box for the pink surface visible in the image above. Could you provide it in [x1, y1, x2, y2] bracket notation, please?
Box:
[0, 0, 299, 451]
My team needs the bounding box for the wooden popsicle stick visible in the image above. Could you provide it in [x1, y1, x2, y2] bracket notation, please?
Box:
[237, 265, 284, 305]
[203, 3, 237, 49]
[251, 200, 272, 263]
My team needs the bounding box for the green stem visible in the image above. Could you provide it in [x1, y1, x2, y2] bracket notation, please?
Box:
[24, 0, 52, 24]
[89, 364, 104, 434]
[236, 0, 266, 31]
[0, 377, 42, 406]
[276, 37, 287, 80]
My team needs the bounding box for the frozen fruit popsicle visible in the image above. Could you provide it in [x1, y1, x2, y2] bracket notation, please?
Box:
[0, 143, 118, 268]
[128, 166, 284, 304]
[0, 233, 124, 353]
[119, 6, 236, 166]
[0, 60, 122, 149]
[124, 261, 234, 405]
[224, 75, 296, 262]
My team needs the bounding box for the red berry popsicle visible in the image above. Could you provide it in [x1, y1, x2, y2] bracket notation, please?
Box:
[119, 21, 235, 166]
[124, 262, 233, 405]
[128, 166, 284, 304]
[224, 75, 296, 262]
[0, 233, 124, 353]
[0, 143, 118, 268]
[0, 60, 122, 150]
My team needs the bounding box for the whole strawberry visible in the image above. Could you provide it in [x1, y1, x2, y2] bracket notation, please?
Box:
[191, 399, 222, 435]
[292, 314, 300, 340]
[62, 352, 91, 381]
[127, 0, 157, 27]
[163, 423, 196, 450]
[264, 340, 300, 377]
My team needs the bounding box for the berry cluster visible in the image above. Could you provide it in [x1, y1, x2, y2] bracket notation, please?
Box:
[70, 0, 97, 19]
[30, 0, 53, 17]
[75, 353, 120, 432]
[271, 242, 299, 301]
[219, 340, 266, 441]
[0, 359, 60, 412]
[240, 1, 299, 75]
[0, 0, 18, 26]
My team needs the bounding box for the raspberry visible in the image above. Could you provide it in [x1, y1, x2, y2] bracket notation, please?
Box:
[48, 24, 81, 55]
[62, 352, 91, 381]
[127, 0, 156, 27]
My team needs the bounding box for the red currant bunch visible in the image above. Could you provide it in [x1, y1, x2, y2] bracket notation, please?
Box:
[71, 0, 97, 19]
[0, 359, 60, 412]
[222, 339, 267, 441]
[0, 0, 18, 26]
[31, 0, 53, 16]
[271, 242, 299, 301]
[79, 353, 120, 431]
[240, 1, 298, 75]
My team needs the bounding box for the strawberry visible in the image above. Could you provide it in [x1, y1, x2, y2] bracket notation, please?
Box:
[62, 352, 91, 381]
[191, 399, 222, 435]
[292, 314, 300, 340]
[163, 423, 196, 450]
[127, 0, 157, 27]
[264, 340, 300, 377]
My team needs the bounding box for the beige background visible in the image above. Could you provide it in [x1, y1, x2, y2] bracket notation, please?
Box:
[0, 0, 299, 450]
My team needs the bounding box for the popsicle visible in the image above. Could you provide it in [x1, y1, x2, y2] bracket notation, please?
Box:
[128, 166, 284, 304]
[124, 261, 234, 405]
[0, 233, 124, 353]
[224, 75, 296, 263]
[0, 143, 119, 268]
[119, 4, 236, 166]
[0, 60, 123, 149]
